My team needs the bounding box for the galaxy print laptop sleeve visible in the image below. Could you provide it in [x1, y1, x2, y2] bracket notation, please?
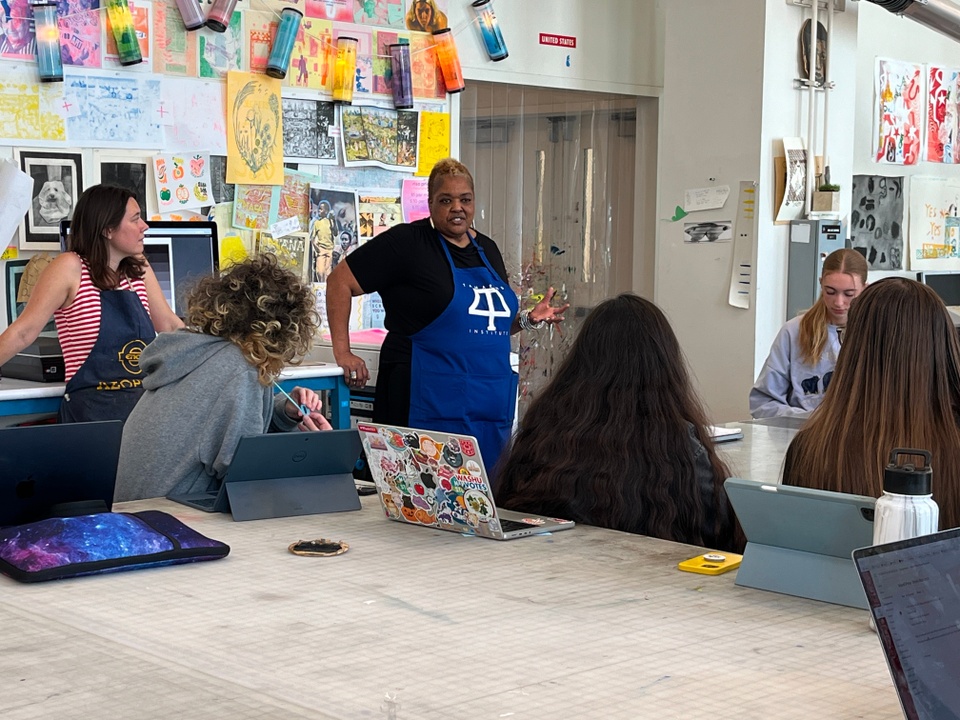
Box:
[0, 511, 230, 583]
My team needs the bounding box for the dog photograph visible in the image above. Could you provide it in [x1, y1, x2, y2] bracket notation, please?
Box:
[17, 150, 84, 250]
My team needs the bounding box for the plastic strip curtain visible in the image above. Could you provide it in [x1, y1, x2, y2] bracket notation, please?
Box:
[459, 81, 638, 416]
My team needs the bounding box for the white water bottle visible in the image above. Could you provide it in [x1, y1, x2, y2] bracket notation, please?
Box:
[872, 448, 940, 547]
[870, 449, 939, 630]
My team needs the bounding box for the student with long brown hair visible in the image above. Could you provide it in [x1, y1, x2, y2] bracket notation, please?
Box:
[782, 278, 960, 530]
[494, 293, 739, 552]
[750, 248, 868, 418]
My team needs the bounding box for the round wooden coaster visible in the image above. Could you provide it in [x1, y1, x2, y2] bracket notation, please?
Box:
[288, 539, 349, 557]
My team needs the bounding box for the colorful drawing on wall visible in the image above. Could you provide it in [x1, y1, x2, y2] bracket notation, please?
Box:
[850, 174, 904, 270]
[333, 24, 373, 96]
[282, 97, 337, 162]
[272, 169, 315, 231]
[151, 152, 212, 212]
[0, 65, 66, 143]
[372, 29, 401, 94]
[16, 148, 83, 250]
[209, 155, 234, 204]
[160, 77, 227, 154]
[875, 58, 923, 166]
[358, 193, 401, 238]
[233, 183, 274, 229]
[909, 176, 960, 271]
[355, 0, 403, 26]
[246, 10, 276, 75]
[340, 105, 418, 171]
[210, 202, 253, 268]
[414, 110, 448, 176]
[95, 151, 153, 218]
[198, 11, 242, 79]
[63, 72, 163, 147]
[308, 185, 357, 283]
[58, 0, 102, 68]
[305, 0, 352, 22]
[926, 65, 960, 165]
[259, 231, 308, 279]
[286, 18, 333, 91]
[404, 0, 447, 33]
[1, 0, 36, 59]
[103, 0, 150, 68]
[153, 0, 198, 76]
[408, 31, 443, 99]
[226, 71, 284, 185]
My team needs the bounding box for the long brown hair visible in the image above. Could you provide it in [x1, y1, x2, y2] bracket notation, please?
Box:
[494, 293, 739, 551]
[783, 278, 960, 529]
[68, 184, 146, 290]
[798, 248, 868, 364]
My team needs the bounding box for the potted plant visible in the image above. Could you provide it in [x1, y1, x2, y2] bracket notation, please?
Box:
[813, 182, 841, 212]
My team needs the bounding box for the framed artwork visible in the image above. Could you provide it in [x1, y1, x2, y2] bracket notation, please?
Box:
[94, 150, 155, 220]
[16, 149, 84, 251]
[5, 259, 55, 332]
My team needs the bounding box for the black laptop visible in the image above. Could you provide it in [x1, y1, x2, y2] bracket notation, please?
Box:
[0, 421, 122, 526]
[853, 529, 960, 720]
[168, 429, 363, 521]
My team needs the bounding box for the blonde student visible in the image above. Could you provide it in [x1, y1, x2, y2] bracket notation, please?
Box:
[749, 248, 867, 419]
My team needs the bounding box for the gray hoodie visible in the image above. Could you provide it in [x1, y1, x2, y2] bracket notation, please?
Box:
[115, 329, 298, 502]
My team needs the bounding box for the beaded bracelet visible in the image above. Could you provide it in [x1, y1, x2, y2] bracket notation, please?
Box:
[518, 309, 546, 331]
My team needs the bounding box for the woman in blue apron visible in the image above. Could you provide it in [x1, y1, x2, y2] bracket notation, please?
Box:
[0, 184, 183, 423]
[326, 159, 568, 472]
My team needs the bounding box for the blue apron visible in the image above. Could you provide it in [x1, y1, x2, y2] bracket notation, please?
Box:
[407, 232, 519, 471]
[59, 288, 155, 423]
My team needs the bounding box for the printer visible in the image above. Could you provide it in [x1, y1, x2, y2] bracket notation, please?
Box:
[1, 335, 64, 382]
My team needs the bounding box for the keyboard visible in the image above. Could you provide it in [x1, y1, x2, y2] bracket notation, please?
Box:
[499, 518, 540, 533]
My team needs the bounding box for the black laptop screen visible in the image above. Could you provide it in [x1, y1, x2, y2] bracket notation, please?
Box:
[854, 529, 960, 720]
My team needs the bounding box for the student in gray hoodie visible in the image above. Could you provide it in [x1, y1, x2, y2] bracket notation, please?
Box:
[115, 254, 331, 502]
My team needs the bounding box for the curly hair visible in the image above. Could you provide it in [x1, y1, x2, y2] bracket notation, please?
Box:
[184, 254, 319, 385]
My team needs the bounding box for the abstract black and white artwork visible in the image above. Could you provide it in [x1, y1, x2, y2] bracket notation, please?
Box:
[851, 174, 904, 269]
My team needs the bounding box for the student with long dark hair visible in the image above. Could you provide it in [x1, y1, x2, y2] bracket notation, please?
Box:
[783, 278, 960, 529]
[494, 293, 739, 552]
[0, 184, 181, 422]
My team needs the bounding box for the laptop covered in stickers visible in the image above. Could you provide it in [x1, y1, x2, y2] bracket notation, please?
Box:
[358, 423, 575, 540]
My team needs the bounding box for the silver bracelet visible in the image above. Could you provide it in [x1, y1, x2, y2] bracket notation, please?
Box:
[518, 309, 546, 331]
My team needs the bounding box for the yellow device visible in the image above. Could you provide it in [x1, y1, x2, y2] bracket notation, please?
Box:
[677, 552, 743, 575]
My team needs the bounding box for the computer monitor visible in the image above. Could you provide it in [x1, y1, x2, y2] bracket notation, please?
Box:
[60, 220, 219, 316]
[916, 271, 960, 307]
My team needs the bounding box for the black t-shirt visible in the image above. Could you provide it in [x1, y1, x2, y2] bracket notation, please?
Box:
[346, 218, 509, 363]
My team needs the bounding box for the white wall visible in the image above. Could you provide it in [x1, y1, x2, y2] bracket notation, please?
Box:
[449, 0, 663, 97]
[656, 1, 767, 422]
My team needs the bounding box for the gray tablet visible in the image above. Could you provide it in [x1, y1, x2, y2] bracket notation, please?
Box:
[725, 477, 876, 608]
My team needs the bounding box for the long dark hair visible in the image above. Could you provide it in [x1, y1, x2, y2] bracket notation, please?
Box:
[783, 278, 960, 529]
[495, 293, 737, 551]
[68, 184, 146, 290]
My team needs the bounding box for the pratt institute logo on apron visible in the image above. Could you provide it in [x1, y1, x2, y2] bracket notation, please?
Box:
[467, 286, 511, 332]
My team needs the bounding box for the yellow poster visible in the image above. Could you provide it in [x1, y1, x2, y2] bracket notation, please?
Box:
[415, 111, 450, 177]
[0, 66, 65, 143]
[226, 71, 284, 185]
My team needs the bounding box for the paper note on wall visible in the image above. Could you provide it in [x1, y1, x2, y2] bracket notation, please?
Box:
[727, 181, 756, 309]
[0, 160, 33, 252]
[415, 111, 450, 176]
[401, 177, 429, 222]
[684, 185, 730, 212]
[226, 71, 284, 185]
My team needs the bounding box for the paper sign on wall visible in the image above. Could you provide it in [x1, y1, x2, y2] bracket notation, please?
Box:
[152, 153, 213, 211]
